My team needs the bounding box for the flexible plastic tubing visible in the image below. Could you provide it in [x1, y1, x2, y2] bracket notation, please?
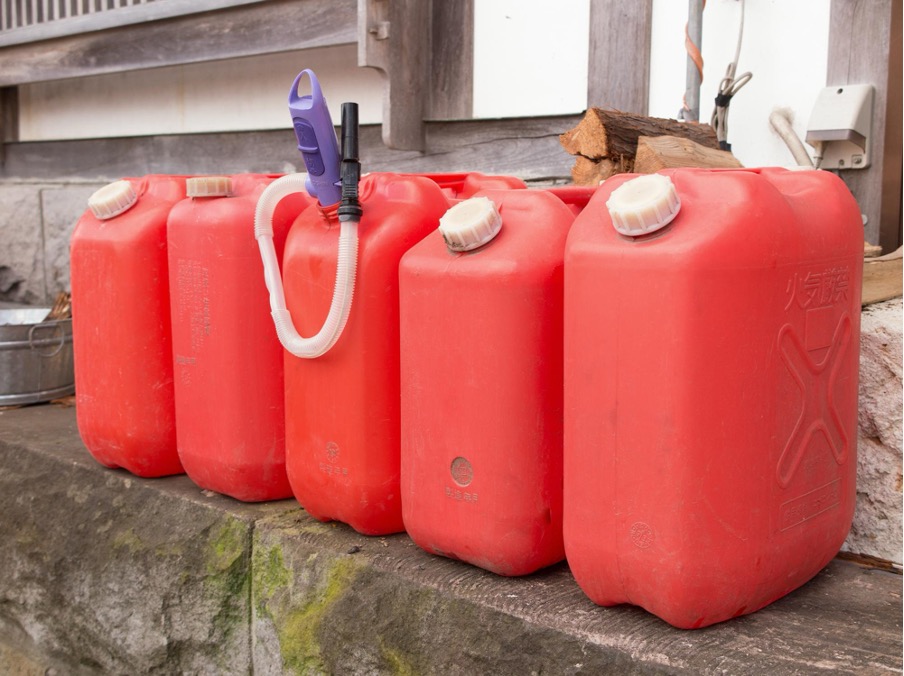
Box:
[254, 173, 358, 358]
[769, 109, 815, 168]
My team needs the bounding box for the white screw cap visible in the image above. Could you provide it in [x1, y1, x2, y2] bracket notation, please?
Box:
[88, 180, 138, 220]
[187, 176, 233, 198]
[606, 174, 681, 237]
[438, 197, 502, 252]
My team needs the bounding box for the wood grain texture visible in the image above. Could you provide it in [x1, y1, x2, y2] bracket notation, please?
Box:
[587, 0, 652, 114]
[828, 0, 901, 251]
[571, 154, 629, 186]
[0, 0, 357, 87]
[0, 115, 581, 181]
[862, 255, 903, 306]
[0, 86, 17, 143]
[427, 0, 473, 120]
[0, 86, 18, 165]
[0, 0, 269, 49]
[634, 134, 742, 173]
[359, 0, 429, 150]
[560, 108, 719, 161]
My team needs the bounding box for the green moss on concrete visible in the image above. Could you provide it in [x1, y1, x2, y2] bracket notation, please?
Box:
[111, 528, 144, 553]
[206, 518, 247, 576]
[203, 518, 250, 612]
[154, 542, 184, 558]
[253, 543, 292, 609]
[276, 556, 362, 676]
[203, 517, 252, 668]
[380, 640, 416, 676]
[299, 523, 333, 536]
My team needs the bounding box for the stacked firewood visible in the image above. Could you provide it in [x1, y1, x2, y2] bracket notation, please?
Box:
[560, 108, 742, 185]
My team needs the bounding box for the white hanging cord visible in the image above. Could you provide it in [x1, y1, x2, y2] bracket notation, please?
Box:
[711, 0, 753, 150]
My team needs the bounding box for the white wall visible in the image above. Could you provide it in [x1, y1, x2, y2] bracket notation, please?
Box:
[472, 0, 589, 118]
[19, 45, 384, 141]
[18, 0, 832, 172]
[649, 0, 830, 168]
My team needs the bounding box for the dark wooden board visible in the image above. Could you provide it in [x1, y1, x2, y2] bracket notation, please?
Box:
[828, 0, 901, 250]
[0, 115, 582, 182]
[0, 0, 357, 87]
[862, 255, 903, 306]
[587, 0, 653, 114]
[358, 0, 429, 150]
[427, 0, 474, 120]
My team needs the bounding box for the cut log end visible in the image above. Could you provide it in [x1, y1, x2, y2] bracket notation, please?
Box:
[571, 155, 633, 186]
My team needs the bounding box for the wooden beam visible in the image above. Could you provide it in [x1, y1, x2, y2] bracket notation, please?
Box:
[587, 0, 653, 114]
[862, 249, 903, 306]
[0, 86, 19, 166]
[0, 87, 18, 142]
[0, 115, 580, 182]
[0, 0, 357, 87]
[358, 0, 430, 150]
[881, 0, 902, 252]
[427, 0, 473, 120]
[828, 0, 902, 252]
[0, 0, 268, 49]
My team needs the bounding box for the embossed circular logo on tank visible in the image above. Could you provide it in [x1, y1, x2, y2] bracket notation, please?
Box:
[630, 522, 654, 549]
[450, 457, 473, 487]
[325, 441, 339, 461]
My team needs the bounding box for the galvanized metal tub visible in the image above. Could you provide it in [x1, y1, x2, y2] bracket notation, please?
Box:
[0, 307, 75, 406]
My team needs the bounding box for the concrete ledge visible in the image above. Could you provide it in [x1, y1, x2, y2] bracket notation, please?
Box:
[0, 404, 901, 674]
[0, 403, 297, 675]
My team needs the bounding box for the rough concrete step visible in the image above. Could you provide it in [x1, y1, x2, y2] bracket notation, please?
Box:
[0, 404, 901, 675]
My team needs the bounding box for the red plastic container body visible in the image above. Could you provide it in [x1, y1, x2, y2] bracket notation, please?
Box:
[543, 185, 596, 216]
[166, 174, 314, 501]
[70, 175, 187, 477]
[282, 173, 450, 535]
[399, 189, 578, 575]
[564, 168, 863, 628]
[413, 172, 527, 199]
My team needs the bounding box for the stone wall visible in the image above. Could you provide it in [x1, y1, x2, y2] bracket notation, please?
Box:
[845, 299, 903, 564]
[0, 181, 103, 305]
[1, 405, 901, 675]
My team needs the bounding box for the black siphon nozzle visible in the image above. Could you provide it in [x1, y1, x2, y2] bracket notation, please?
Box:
[338, 102, 363, 221]
[341, 103, 360, 162]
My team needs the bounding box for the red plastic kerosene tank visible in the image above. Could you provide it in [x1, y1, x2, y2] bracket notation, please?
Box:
[70, 175, 187, 477]
[563, 168, 863, 628]
[399, 188, 583, 575]
[166, 174, 314, 501]
[259, 171, 450, 535]
[254, 74, 455, 533]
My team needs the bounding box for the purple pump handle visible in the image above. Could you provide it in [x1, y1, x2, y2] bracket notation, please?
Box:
[288, 69, 342, 207]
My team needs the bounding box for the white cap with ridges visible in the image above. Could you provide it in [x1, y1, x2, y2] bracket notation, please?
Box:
[606, 174, 681, 237]
[88, 180, 138, 220]
[187, 176, 233, 198]
[438, 197, 502, 252]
